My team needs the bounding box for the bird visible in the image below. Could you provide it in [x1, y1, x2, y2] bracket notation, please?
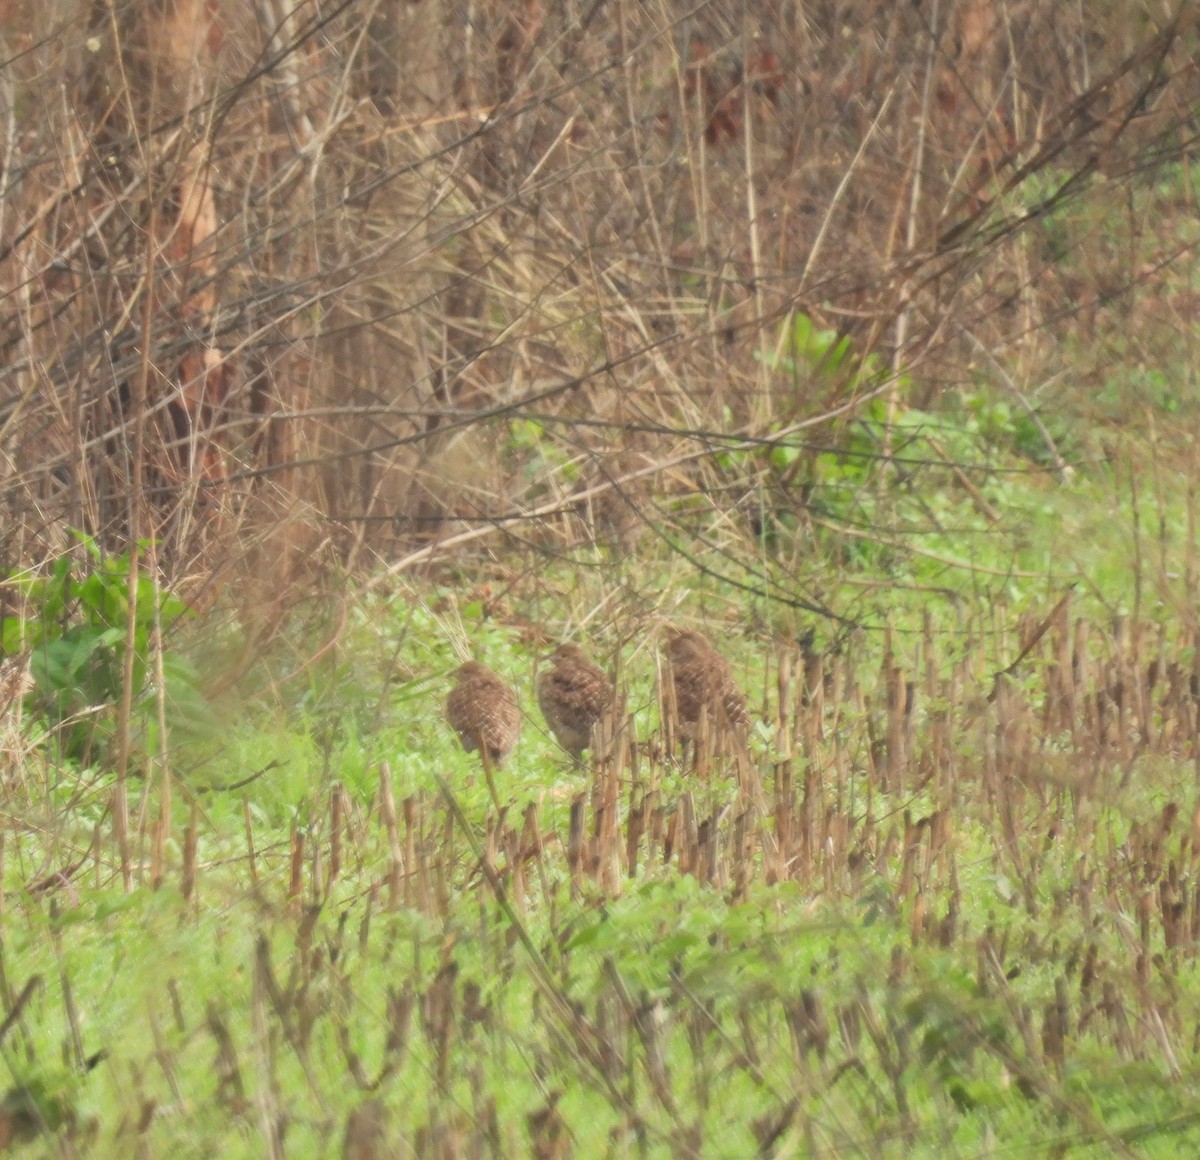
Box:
[664, 629, 751, 738]
[445, 662, 521, 766]
[536, 643, 615, 760]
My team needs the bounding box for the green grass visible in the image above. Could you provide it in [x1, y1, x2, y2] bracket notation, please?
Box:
[6, 411, 1200, 1155]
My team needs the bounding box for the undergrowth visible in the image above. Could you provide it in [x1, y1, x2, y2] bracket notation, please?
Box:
[2, 431, 1200, 1155]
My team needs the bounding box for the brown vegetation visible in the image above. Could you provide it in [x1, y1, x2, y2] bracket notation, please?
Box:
[0, 2, 1196, 620]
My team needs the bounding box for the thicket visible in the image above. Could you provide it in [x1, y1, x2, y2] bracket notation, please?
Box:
[0, 1, 1195, 610]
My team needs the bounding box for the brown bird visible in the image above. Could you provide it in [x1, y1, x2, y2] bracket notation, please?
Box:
[445, 662, 521, 766]
[536, 643, 615, 760]
[665, 629, 751, 737]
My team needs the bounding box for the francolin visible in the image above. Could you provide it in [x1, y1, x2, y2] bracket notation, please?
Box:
[536, 643, 615, 760]
[445, 662, 521, 766]
[664, 629, 750, 738]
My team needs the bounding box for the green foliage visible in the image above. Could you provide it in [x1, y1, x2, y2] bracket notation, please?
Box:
[1, 532, 202, 760]
[506, 416, 578, 489]
[744, 312, 1103, 595]
[1091, 360, 1200, 421]
[3, 541, 1200, 1154]
[759, 311, 853, 380]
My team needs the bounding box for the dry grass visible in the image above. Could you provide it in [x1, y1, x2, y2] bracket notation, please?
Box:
[0, 2, 1197, 618]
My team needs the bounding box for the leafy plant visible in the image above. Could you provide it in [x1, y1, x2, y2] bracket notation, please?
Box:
[1, 532, 200, 761]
